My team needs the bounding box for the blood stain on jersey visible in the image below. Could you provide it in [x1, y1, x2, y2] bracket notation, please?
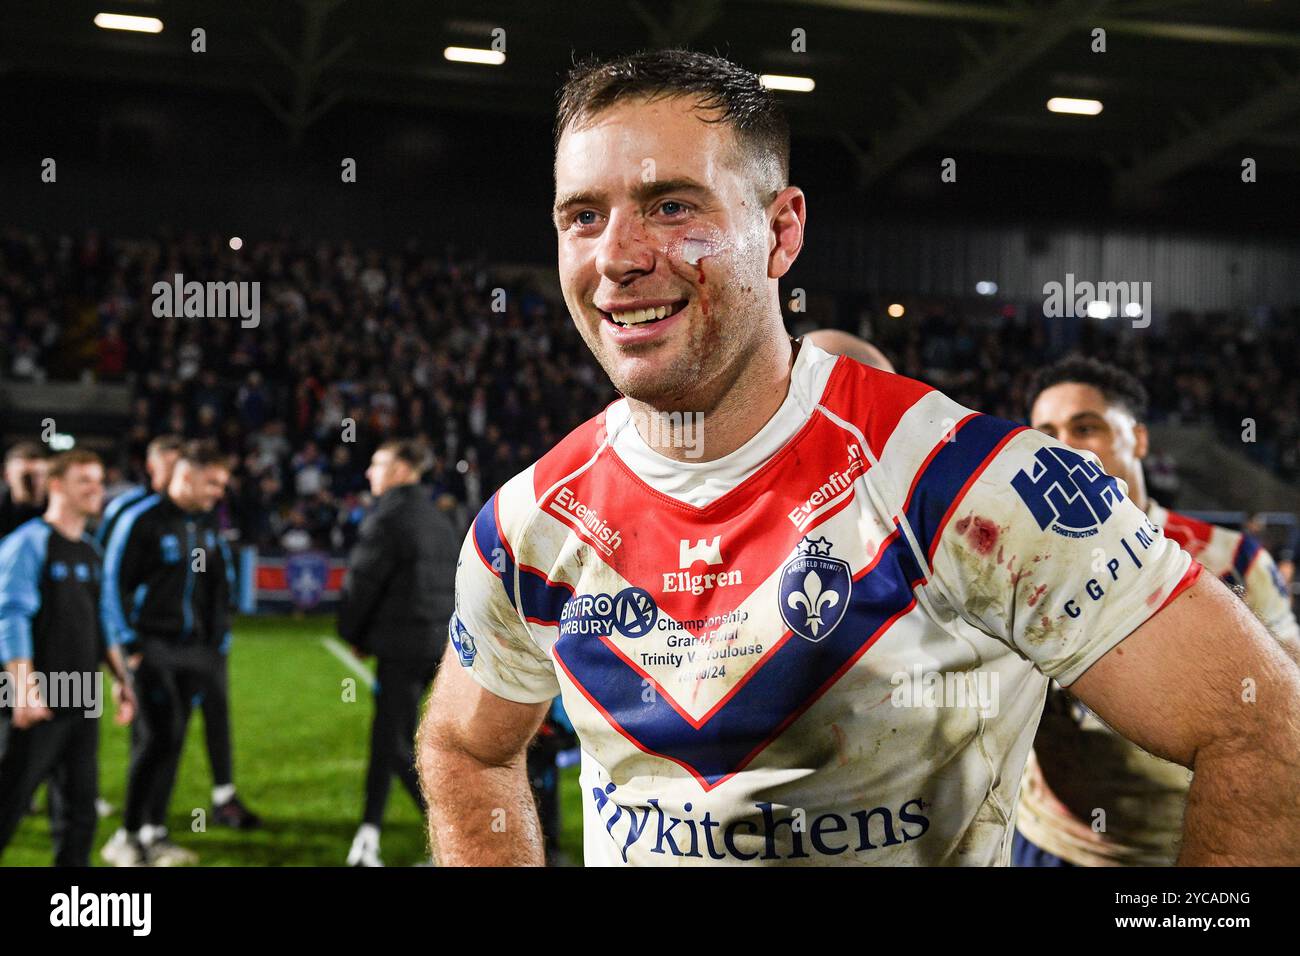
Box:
[1007, 554, 1032, 588]
[1027, 583, 1049, 607]
[955, 514, 1000, 556]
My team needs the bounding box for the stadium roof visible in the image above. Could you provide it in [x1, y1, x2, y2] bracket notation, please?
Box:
[4, 0, 1300, 222]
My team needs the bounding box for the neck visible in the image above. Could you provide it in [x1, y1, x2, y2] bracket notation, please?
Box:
[44, 501, 86, 539]
[628, 333, 797, 463]
[1127, 466, 1150, 512]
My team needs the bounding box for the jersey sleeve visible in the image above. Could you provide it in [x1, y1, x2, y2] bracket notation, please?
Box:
[0, 531, 43, 662]
[923, 423, 1195, 685]
[1238, 538, 1300, 644]
[450, 493, 561, 705]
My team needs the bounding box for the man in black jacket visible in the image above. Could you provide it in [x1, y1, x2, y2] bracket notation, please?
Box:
[339, 439, 457, 866]
[99, 441, 239, 866]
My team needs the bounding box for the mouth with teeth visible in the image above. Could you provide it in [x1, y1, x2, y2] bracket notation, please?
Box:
[600, 300, 689, 328]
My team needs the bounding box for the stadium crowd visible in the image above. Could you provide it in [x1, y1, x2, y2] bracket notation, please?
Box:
[2, 228, 1298, 555]
[1, 228, 616, 550]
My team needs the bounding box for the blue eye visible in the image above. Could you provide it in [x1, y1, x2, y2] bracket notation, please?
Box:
[574, 210, 598, 226]
[659, 201, 687, 216]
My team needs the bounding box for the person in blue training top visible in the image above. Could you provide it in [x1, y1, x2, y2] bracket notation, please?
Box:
[0, 449, 136, 866]
[99, 434, 259, 834]
[99, 440, 248, 867]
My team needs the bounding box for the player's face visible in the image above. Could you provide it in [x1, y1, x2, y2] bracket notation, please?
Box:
[1031, 383, 1147, 494]
[554, 95, 783, 408]
[178, 463, 230, 512]
[366, 450, 407, 497]
[147, 450, 179, 492]
[54, 463, 104, 519]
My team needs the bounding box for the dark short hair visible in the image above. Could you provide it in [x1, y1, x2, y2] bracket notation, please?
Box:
[1027, 355, 1150, 422]
[5, 442, 47, 465]
[378, 439, 433, 476]
[177, 439, 231, 471]
[554, 49, 790, 204]
[47, 449, 102, 480]
[146, 434, 184, 459]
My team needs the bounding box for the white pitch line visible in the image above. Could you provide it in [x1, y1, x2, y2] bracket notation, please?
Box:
[319, 636, 375, 685]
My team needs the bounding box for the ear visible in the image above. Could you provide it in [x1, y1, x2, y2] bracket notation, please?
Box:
[1134, 422, 1150, 460]
[767, 186, 806, 280]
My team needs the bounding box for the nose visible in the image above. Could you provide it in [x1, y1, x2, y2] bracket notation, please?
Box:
[594, 206, 656, 285]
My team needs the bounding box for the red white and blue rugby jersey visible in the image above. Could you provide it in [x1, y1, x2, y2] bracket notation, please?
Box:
[450, 342, 1195, 866]
[1149, 502, 1297, 643]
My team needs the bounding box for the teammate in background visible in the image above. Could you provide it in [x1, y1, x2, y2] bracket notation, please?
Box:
[96, 435, 183, 548]
[1015, 355, 1300, 866]
[805, 328, 895, 372]
[338, 440, 458, 867]
[0, 450, 136, 865]
[0, 443, 50, 538]
[99, 441, 243, 866]
[99, 434, 259, 832]
[418, 50, 1300, 866]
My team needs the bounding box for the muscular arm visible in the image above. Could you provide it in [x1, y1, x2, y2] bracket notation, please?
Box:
[417, 642, 551, 866]
[1070, 572, 1300, 865]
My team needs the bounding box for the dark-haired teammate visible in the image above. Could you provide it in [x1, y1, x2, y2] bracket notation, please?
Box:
[419, 50, 1300, 866]
[1015, 356, 1299, 866]
[0, 451, 136, 866]
[100, 441, 242, 866]
[100, 435, 258, 834]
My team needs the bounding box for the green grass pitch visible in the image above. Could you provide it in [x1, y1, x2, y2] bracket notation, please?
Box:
[1, 615, 584, 867]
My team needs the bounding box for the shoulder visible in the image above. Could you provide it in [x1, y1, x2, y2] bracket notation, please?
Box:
[122, 493, 163, 522]
[530, 403, 617, 498]
[815, 355, 969, 462]
[1164, 507, 1247, 574]
[1158, 507, 1217, 552]
[0, 518, 50, 563]
[471, 403, 613, 538]
[108, 484, 148, 510]
[108, 494, 165, 545]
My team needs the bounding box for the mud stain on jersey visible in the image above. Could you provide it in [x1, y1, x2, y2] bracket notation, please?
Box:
[831, 722, 850, 766]
[1023, 613, 1060, 646]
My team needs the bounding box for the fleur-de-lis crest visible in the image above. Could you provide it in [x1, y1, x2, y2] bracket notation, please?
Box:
[787, 569, 839, 636]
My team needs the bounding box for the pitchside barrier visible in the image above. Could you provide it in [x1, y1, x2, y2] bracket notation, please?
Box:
[241, 511, 1300, 616]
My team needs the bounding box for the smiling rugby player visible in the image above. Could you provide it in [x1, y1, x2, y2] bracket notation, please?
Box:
[418, 50, 1300, 867]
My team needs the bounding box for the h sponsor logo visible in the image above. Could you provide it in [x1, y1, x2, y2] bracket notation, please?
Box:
[1011, 446, 1123, 539]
